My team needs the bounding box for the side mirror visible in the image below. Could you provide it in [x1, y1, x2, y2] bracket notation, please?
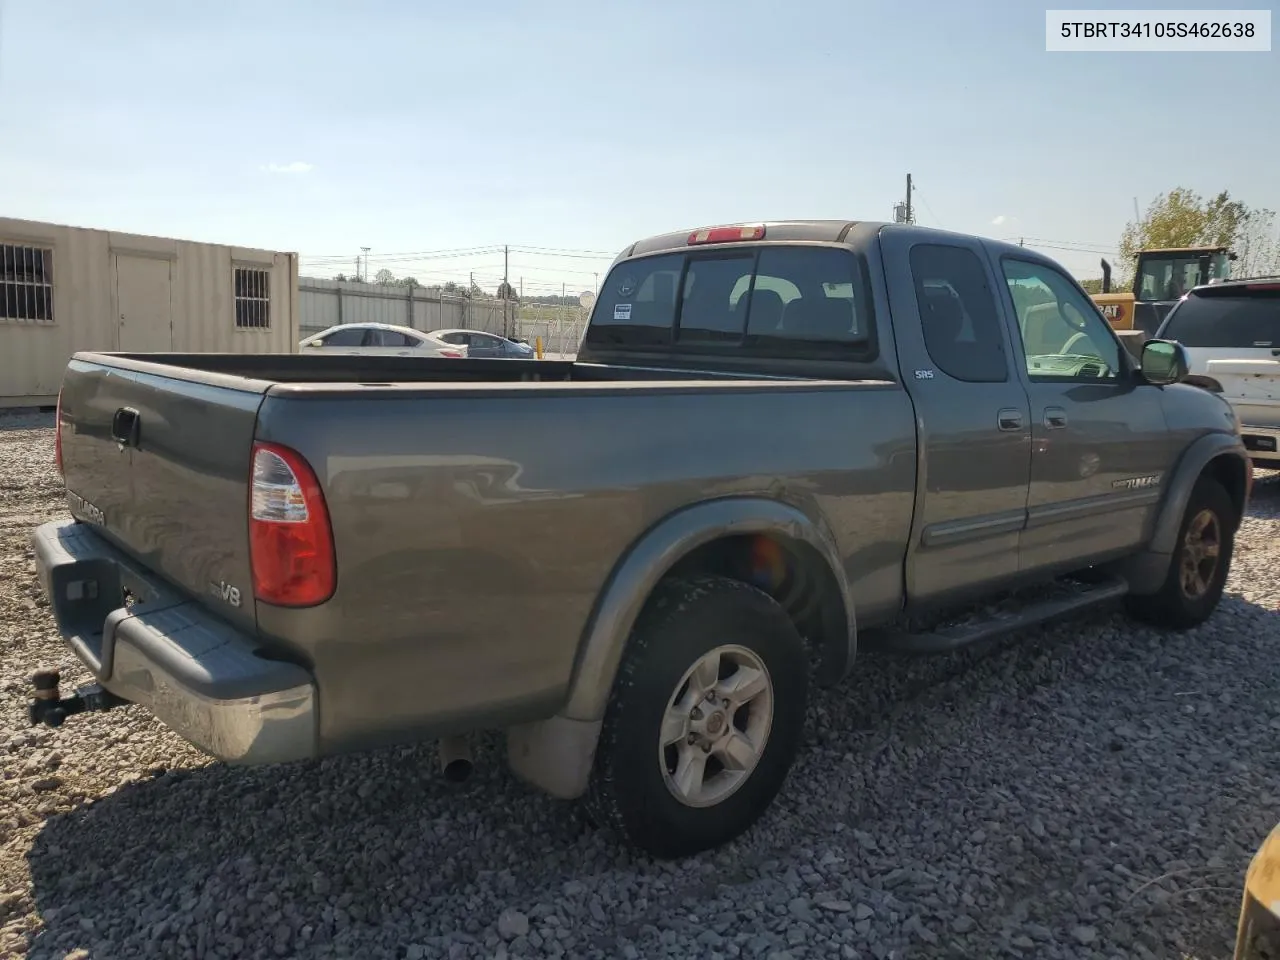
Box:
[1140, 339, 1188, 385]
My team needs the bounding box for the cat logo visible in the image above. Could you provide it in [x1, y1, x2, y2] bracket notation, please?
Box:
[1099, 303, 1124, 322]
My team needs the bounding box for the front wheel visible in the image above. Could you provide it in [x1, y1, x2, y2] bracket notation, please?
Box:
[1124, 476, 1236, 630]
[583, 576, 808, 859]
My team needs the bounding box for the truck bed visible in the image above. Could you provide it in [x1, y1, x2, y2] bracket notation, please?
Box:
[55, 350, 917, 754]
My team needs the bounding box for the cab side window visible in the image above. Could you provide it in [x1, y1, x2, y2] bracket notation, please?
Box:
[1001, 258, 1121, 381]
[909, 244, 1009, 383]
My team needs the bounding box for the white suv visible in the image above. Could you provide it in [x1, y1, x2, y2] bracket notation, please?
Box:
[1156, 279, 1280, 467]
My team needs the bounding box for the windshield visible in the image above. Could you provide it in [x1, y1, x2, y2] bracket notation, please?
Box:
[1135, 253, 1222, 301]
[1161, 289, 1280, 347]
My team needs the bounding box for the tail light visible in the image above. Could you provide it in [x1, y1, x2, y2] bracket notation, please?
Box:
[54, 389, 64, 477]
[440, 348, 464, 358]
[249, 441, 335, 607]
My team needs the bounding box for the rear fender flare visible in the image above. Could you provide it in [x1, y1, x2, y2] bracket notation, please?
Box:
[562, 496, 856, 723]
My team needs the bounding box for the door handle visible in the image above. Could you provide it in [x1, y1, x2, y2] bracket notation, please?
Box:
[111, 407, 141, 449]
[1044, 407, 1068, 429]
[997, 408, 1024, 431]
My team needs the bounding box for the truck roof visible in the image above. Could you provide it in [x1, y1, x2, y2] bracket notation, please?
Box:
[614, 220, 1035, 263]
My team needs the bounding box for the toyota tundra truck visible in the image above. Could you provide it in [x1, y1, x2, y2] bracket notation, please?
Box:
[29, 220, 1251, 858]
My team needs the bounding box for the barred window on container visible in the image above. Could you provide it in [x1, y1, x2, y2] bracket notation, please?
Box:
[1, 243, 55, 323]
[234, 267, 271, 329]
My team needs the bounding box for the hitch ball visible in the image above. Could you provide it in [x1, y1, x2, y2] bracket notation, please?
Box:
[29, 668, 67, 727]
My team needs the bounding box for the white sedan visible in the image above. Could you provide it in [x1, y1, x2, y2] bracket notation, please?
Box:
[299, 323, 468, 358]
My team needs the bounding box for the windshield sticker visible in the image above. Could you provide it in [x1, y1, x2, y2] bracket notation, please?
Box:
[613, 303, 632, 321]
[618, 277, 636, 297]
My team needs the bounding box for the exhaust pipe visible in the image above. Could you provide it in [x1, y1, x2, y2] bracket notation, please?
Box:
[438, 735, 474, 783]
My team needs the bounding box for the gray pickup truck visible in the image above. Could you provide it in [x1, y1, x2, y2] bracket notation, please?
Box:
[30, 220, 1251, 859]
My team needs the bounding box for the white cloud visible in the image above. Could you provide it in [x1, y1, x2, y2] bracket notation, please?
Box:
[991, 215, 1007, 226]
[262, 161, 314, 174]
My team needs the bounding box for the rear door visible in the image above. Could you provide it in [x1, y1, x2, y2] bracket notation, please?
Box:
[879, 230, 1033, 605]
[363, 328, 417, 357]
[59, 358, 265, 630]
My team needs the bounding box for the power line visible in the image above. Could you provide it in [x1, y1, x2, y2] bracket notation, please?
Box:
[302, 244, 503, 261]
[914, 189, 944, 229]
[1011, 236, 1117, 251]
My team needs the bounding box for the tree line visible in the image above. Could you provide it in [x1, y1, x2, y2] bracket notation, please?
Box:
[1079, 187, 1278, 293]
[330, 269, 579, 306]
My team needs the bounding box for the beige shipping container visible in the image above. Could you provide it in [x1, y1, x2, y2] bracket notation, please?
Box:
[0, 216, 300, 406]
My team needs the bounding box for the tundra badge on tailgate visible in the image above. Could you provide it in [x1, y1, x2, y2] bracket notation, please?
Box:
[66, 491, 105, 526]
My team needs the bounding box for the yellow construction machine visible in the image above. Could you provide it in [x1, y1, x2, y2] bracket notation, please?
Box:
[1093, 246, 1235, 351]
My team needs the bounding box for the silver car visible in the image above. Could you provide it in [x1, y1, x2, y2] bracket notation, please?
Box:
[428, 328, 535, 359]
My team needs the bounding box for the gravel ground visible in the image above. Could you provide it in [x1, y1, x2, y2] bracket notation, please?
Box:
[2, 408, 1280, 960]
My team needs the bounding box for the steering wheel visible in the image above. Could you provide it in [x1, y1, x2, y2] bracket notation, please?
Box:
[1061, 331, 1091, 355]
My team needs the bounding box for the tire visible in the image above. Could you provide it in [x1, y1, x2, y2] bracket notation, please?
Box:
[583, 576, 808, 859]
[1124, 476, 1236, 630]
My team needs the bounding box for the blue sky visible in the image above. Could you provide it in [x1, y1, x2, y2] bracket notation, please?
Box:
[1, 0, 1275, 295]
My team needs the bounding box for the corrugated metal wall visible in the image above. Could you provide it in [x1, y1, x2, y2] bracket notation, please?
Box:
[0, 216, 298, 406]
[299, 278, 510, 338]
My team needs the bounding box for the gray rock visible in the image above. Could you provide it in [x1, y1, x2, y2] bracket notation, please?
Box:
[1073, 925, 1098, 945]
[498, 909, 529, 940]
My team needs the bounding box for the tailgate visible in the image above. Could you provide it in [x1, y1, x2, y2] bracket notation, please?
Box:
[58, 357, 266, 631]
[1205, 357, 1280, 427]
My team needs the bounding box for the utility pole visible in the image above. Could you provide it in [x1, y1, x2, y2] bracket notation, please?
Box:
[1019, 237, 1025, 247]
[503, 244, 510, 337]
[468, 271, 474, 329]
[893, 174, 914, 224]
[360, 247, 370, 282]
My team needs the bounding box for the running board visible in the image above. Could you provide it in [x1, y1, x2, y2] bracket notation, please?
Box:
[868, 577, 1130, 655]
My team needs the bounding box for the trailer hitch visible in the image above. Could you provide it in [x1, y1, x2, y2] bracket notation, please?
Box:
[28, 668, 128, 728]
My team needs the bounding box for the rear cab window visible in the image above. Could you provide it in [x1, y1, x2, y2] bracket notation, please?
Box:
[586, 244, 873, 360]
[1162, 286, 1280, 347]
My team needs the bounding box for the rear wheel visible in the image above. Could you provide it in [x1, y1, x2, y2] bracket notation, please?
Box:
[583, 576, 808, 859]
[1124, 477, 1236, 630]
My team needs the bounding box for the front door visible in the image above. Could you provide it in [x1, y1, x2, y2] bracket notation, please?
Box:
[115, 255, 173, 351]
[466, 333, 500, 358]
[995, 254, 1179, 572]
[881, 232, 1034, 608]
